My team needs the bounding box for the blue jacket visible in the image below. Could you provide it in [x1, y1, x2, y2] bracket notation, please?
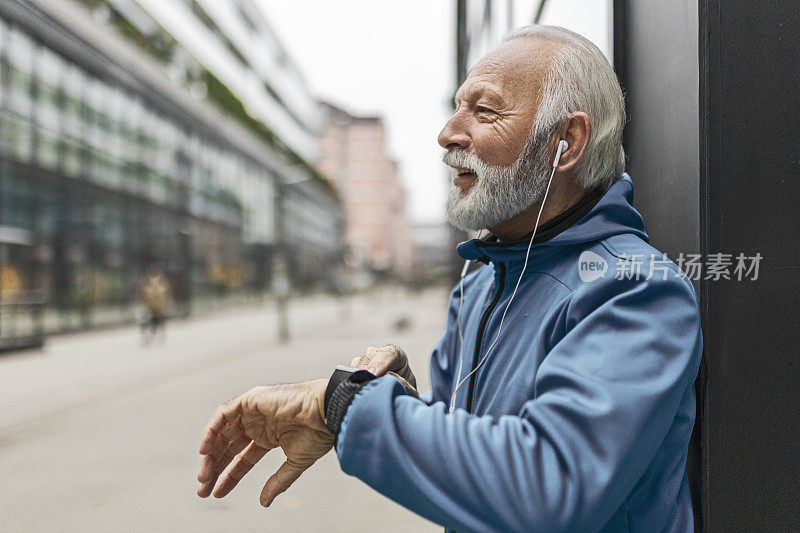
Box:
[336, 174, 702, 532]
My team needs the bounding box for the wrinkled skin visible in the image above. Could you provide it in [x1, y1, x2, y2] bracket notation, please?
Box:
[438, 37, 592, 241]
[351, 344, 418, 396]
[196, 379, 333, 507]
[196, 346, 419, 508]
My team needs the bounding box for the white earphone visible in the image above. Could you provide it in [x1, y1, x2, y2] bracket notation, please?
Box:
[554, 139, 569, 166]
[448, 139, 568, 413]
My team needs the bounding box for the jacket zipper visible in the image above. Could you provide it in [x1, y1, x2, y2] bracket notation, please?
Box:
[465, 261, 506, 413]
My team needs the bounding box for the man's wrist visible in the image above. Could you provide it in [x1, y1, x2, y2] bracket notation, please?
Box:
[323, 366, 378, 437]
[309, 378, 330, 432]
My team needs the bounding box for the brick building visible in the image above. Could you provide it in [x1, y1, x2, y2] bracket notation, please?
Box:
[317, 102, 414, 281]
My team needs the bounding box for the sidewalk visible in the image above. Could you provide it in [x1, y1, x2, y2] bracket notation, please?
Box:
[0, 287, 448, 532]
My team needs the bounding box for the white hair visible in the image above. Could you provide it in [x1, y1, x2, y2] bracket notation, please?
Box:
[503, 25, 626, 190]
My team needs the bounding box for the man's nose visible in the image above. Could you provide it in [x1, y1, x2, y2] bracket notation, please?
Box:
[438, 117, 470, 151]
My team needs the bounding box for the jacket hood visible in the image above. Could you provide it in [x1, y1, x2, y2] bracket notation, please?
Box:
[456, 173, 649, 264]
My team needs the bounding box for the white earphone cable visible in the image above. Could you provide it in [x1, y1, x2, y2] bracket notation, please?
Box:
[449, 272, 467, 413]
[449, 232, 483, 413]
[448, 154, 560, 413]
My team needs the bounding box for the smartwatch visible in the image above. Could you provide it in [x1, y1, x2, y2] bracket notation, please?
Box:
[324, 365, 378, 436]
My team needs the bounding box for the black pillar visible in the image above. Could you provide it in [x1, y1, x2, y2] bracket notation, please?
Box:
[615, 1, 800, 530]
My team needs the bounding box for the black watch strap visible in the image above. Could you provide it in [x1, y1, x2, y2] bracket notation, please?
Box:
[324, 366, 377, 436]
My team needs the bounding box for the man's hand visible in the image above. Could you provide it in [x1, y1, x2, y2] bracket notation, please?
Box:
[350, 345, 418, 395]
[196, 379, 334, 507]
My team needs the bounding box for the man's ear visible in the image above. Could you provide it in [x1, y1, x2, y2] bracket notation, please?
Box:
[554, 112, 591, 172]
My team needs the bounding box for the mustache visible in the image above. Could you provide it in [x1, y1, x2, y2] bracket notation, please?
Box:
[441, 149, 488, 174]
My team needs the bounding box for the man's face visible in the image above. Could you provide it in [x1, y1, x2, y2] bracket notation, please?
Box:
[439, 38, 559, 231]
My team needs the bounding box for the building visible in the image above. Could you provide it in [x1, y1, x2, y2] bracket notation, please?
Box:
[317, 102, 414, 284]
[0, 0, 344, 341]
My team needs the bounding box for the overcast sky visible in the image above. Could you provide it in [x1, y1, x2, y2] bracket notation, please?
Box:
[261, 0, 612, 224]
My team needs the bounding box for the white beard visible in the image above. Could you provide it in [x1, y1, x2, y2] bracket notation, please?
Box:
[443, 130, 552, 232]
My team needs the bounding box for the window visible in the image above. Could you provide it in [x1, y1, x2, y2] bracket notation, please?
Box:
[6, 27, 34, 116]
[34, 47, 65, 171]
[0, 18, 9, 105]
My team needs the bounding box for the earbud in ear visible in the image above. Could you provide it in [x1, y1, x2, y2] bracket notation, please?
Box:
[553, 140, 569, 167]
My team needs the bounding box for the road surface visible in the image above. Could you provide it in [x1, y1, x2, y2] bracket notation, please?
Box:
[0, 288, 448, 532]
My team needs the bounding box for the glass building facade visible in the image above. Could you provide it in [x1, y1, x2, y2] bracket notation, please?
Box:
[0, 3, 343, 339]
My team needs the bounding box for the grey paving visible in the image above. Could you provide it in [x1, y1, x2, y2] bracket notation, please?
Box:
[0, 288, 448, 532]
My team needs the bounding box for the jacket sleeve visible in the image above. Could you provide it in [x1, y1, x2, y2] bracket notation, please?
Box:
[335, 273, 702, 532]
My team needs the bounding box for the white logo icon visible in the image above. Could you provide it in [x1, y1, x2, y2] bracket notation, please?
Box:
[578, 251, 607, 282]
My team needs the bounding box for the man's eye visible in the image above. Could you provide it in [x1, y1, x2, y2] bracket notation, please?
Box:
[476, 106, 494, 114]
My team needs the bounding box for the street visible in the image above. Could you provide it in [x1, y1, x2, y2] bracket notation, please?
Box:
[0, 288, 447, 532]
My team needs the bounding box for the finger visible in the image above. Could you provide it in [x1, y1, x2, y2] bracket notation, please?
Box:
[197, 480, 213, 498]
[197, 435, 247, 495]
[214, 434, 251, 476]
[388, 344, 407, 361]
[212, 441, 270, 498]
[388, 371, 420, 399]
[207, 416, 244, 462]
[198, 419, 243, 486]
[260, 460, 308, 507]
[197, 432, 249, 484]
[395, 363, 417, 389]
[197, 453, 217, 486]
[349, 357, 361, 367]
[387, 371, 410, 389]
[199, 400, 240, 454]
[365, 345, 404, 376]
[385, 345, 415, 387]
[198, 436, 230, 492]
[354, 346, 385, 372]
[197, 455, 219, 497]
[357, 346, 377, 367]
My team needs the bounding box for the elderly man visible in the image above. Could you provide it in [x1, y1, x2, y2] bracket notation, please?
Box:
[196, 25, 701, 532]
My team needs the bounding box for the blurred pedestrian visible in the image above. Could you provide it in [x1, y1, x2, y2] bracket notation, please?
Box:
[141, 266, 171, 345]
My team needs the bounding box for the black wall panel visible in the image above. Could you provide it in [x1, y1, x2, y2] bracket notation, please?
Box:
[615, 0, 800, 530]
[613, 1, 703, 527]
[614, 0, 699, 258]
[700, 2, 800, 530]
